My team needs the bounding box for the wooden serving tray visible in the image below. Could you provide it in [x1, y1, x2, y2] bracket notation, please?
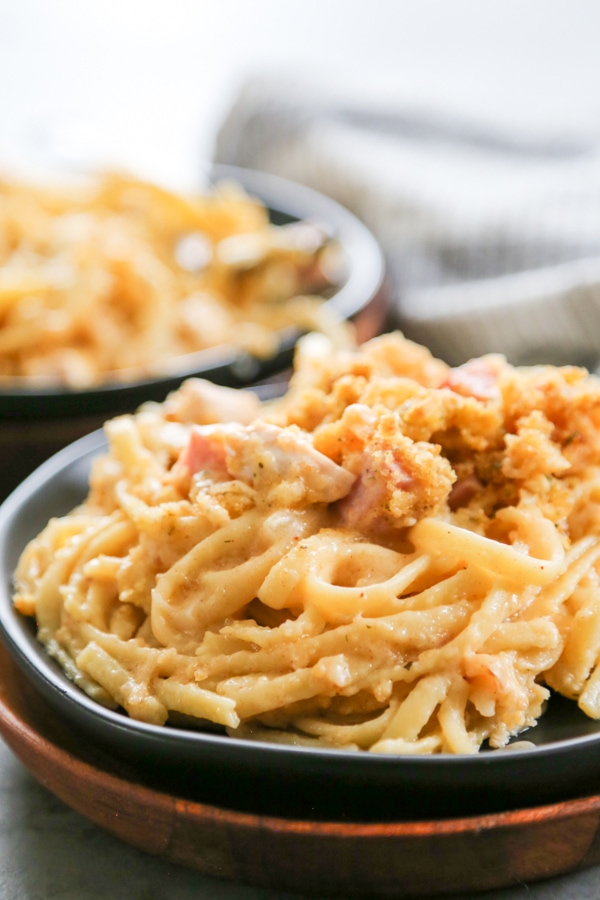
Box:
[1, 640, 600, 897]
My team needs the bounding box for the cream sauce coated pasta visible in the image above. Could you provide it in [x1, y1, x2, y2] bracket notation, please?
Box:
[13, 332, 600, 754]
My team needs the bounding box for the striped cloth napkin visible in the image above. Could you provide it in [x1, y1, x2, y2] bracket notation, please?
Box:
[214, 74, 600, 369]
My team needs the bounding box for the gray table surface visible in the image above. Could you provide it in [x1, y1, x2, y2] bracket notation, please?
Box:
[0, 733, 598, 900]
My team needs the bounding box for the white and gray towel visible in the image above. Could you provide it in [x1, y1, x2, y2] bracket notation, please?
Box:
[214, 74, 600, 369]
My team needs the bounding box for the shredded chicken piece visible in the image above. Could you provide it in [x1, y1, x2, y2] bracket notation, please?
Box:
[163, 378, 261, 425]
[175, 419, 355, 508]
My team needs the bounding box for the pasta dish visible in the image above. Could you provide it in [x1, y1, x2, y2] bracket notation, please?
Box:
[0, 171, 343, 387]
[13, 332, 600, 755]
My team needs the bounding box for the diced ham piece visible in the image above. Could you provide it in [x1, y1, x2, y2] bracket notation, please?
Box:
[176, 424, 232, 476]
[448, 473, 483, 510]
[442, 356, 505, 402]
[337, 444, 420, 532]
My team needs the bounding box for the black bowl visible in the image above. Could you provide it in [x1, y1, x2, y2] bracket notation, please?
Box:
[3, 431, 600, 823]
[0, 164, 389, 500]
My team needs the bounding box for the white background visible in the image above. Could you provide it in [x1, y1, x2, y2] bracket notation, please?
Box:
[1, 0, 600, 184]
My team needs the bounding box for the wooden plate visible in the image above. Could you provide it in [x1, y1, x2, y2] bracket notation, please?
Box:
[2, 637, 600, 898]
